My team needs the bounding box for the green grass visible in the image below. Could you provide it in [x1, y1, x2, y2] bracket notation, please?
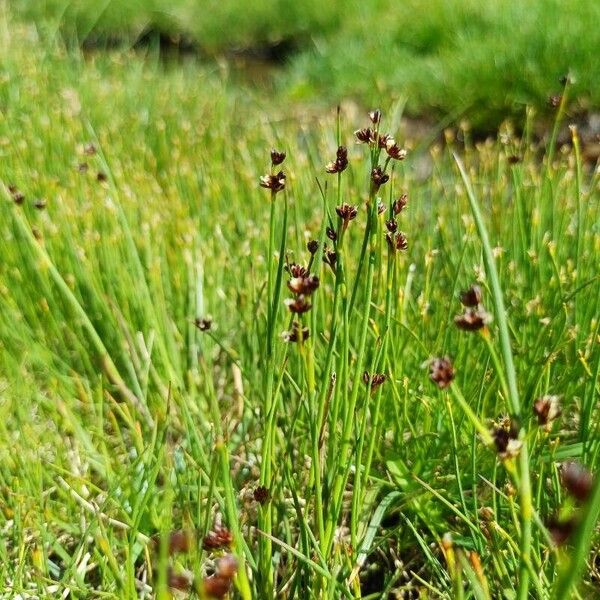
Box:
[1, 6, 599, 599]
[15, 0, 600, 129]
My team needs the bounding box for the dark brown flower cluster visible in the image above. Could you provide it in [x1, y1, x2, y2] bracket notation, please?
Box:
[385, 195, 409, 253]
[429, 357, 455, 389]
[7, 184, 25, 205]
[355, 127, 377, 145]
[326, 146, 349, 174]
[155, 526, 238, 598]
[202, 524, 234, 550]
[253, 485, 271, 505]
[560, 461, 594, 503]
[194, 317, 213, 332]
[283, 261, 319, 342]
[259, 171, 286, 194]
[336, 202, 358, 231]
[533, 395, 561, 431]
[371, 166, 389, 189]
[362, 371, 386, 393]
[322, 245, 337, 272]
[260, 149, 287, 194]
[169, 555, 238, 598]
[547, 461, 595, 546]
[385, 140, 407, 161]
[455, 284, 492, 331]
[492, 417, 522, 459]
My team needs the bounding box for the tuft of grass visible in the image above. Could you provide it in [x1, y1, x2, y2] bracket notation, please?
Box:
[0, 8, 599, 599]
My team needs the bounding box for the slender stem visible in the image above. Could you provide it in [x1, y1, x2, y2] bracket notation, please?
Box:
[455, 155, 532, 600]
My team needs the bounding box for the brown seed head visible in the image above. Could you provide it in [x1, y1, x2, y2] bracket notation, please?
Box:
[253, 485, 271, 505]
[371, 166, 389, 188]
[307, 240, 319, 255]
[34, 198, 47, 210]
[560, 461, 594, 502]
[202, 525, 233, 550]
[12, 192, 25, 205]
[84, 142, 97, 156]
[287, 263, 308, 278]
[216, 554, 238, 579]
[259, 171, 286, 194]
[454, 308, 492, 331]
[460, 285, 483, 307]
[362, 371, 387, 393]
[168, 569, 192, 591]
[378, 133, 393, 149]
[393, 194, 408, 214]
[335, 202, 358, 230]
[492, 421, 522, 459]
[369, 109, 381, 124]
[270, 149, 286, 166]
[429, 357, 454, 389]
[385, 219, 397, 233]
[533, 395, 561, 428]
[385, 141, 407, 161]
[167, 530, 193, 555]
[547, 516, 577, 546]
[548, 95, 562, 108]
[355, 127, 375, 144]
[386, 231, 408, 252]
[325, 145, 349, 174]
[326, 226, 337, 242]
[97, 171, 108, 182]
[287, 274, 319, 295]
[194, 317, 212, 332]
[284, 295, 312, 314]
[323, 247, 337, 272]
[282, 321, 310, 343]
[203, 575, 231, 599]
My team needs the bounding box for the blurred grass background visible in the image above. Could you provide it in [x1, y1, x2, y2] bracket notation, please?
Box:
[14, 0, 600, 129]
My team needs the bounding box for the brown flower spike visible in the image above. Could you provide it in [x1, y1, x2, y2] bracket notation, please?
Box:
[202, 525, 233, 550]
[560, 461, 593, 502]
[336, 203, 358, 231]
[533, 395, 561, 429]
[454, 307, 492, 331]
[460, 285, 483, 307]
[429, 357, 454, 389]
[259, 171, 286, 194]
[282, 322, 310, 343]
[270, 149, 286, 165]
[325, 146, 349, 174]
[371, 166, 389, 188]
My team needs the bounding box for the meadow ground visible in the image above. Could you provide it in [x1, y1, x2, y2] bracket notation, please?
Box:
[0, 4, 599, 600]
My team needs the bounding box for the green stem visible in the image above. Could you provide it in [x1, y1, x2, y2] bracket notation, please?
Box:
[455, 155, 532, 600]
